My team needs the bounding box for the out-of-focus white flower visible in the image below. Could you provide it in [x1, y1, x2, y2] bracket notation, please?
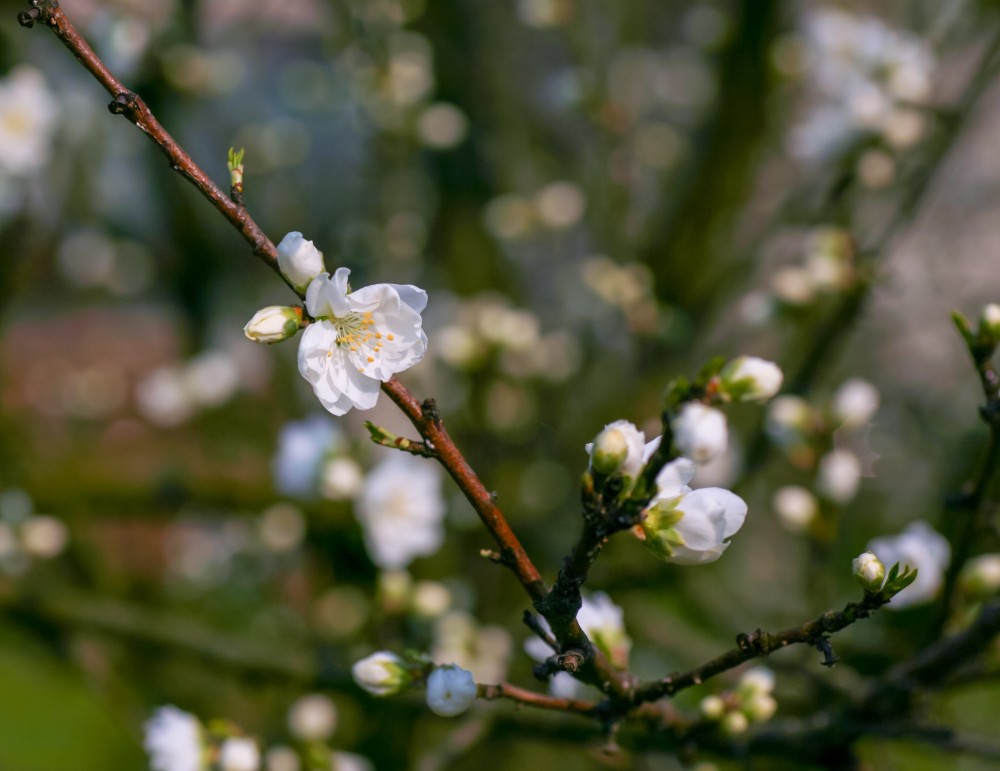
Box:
[722, 710, 749, 735]
[640, 459, 748, 565]
[277, 232, 325, 293]
[258, 504, 306, 553]
[816, 449, 862, 503]
[720, 356, 784, 402]
[867, 521, 951, 608]
[331, 751, 375, 771]
[0, 66, 60, 176]
[135, 367, 195, 427]
[534, 181, 585, 229]
[264, 745, 299, 771]
[672, 402, 728, 465]
[412, 580, 452, 619]
[298, 268, 427, 416]
[700, 694, 726, 720]
[772, 486, 817, 533]
[981, 303, 1000, 337]
[319, 457, 364, 500]
[431, 610, 512, 684]
[19, 515, 69, 558]
[767, 396, 812, 438]
[271, 415, 339, 497]
[425, 665, 477, 717]
[417, 103, 468, 149]
[771, 266, 816, 305]
[244, 306, 303, 344]
[959, 554, 1000, 599]
[577, 591, 632, 669]
[219, 737, 259, 771]
[143, 706, 203, 771]
[852, 551, 886, 592]
[351, 651, 410, 696]
[287, 693, 337, 742]
[832, 378, 880, 427]
[744, 692, 778, 723]
[354, 455, 445, 569]
[738, 666, 776, 696]
[586, 419, 646, 478]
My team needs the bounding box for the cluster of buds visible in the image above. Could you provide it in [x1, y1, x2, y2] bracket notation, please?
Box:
[699, 666, 778, 736]
[351, 651, 478, 718]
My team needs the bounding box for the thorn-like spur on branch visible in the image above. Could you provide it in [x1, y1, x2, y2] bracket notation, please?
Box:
[364, 421, 437, 458]
[18, 0, 294, 293]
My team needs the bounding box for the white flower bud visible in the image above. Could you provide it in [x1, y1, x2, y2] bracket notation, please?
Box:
[351, 651, 410, 696]
[720, 356, 784, 402]
[287, 693, 337, 742]
[277, 231, 326, 292]
[982, 303, 1000, 337]
[744, 693, 778, 723]
[959, 553, 1000, 599]
[772, 486, 817, 533]
[425, 665, 477, 717]
[817, 449, 861, 503]
[672, 403, 728, 465]
[852, 551, 886, 592]
[832, 378, 880, 428]
[738, 666, 776, 696]
[586, 420, 645, 478]
[219, 737, 260, 771]
[722, 710, 749, 735]
[243, 305, 302, 344]
[700, 694, 726, 720]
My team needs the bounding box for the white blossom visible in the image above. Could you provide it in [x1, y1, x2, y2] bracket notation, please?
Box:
[271, 415, 339, 497]
[298, 268, 427, 416]
[772, 486, 817, 533]
[425, 665, 477, 717]
[867, 521, 951, 608]
[640, 459, 748, 565]
[960, 554, 1000, 598]
[354, 454, 445, 569]
[586, 419, 646, 477]
[287, 693, 337, 742]
[19, 515, 69, 558]
[672, 402, 728, 465]
[331, 752, 375, 771]
[982, 303, 1000, 337]
[219, 737, 260, 771]
[832, 378, 880, 427]
[351, 651, 409, 696]
[276, 231, 325, 292]
[319, 457, 364, 500]
[817, 449, 862, 503]
[143, 706, 203, 771]
[243, 306, 302, 344]
[0, 66, 59, 177]
[720, 356, 784, 402]
[576, 591, 632, 668]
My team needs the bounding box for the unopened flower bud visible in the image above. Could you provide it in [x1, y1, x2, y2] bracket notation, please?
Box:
[700, 694, 726, 720]
[981, 303, 1000, 338]
[720, 356, 784, 402]
[744, 692, 778, 723]
[277, 231, 326, 292]
[586, 420, 645, 478]
[721, 710, 749, 736]
[243, 305, 302, 344]
[672, 403, 728, 465]
[351, 651, 410, 696]
[738, 666, 776, 697]
[425, 665, 477, 717]
[959, 553, 1000, 599]
[832, 378, 880, 428]
[853, 551, 886, 592]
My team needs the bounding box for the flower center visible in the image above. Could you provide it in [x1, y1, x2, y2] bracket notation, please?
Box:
[324, 310, 396, 368]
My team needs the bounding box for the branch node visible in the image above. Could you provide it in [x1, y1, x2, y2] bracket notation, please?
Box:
[420, 397, 440, 424]
[107, 91, 137, 115]
[17, 8, 39, 27]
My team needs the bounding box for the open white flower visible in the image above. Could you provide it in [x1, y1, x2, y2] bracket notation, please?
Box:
[298, 269, 427, 416]
[143, 706, 203, 771]
[425, 665, 477, 717]
[218, 738, 259, 771]
[640, 458, 748, 565]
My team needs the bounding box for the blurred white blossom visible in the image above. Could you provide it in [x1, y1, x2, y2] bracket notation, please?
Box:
[0, 66, 59, 178]
[272, 415, 340, 497]
[867, 521, 950, 608]
[672, 402, 728, 465]
[832, 378, 880, 427]
[219, 737, 260, 771]
[144, 706, 203, 771]
[287, 693, 337, 742]
[354, 455, 445, 569]
[817, 449, 862, 503]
